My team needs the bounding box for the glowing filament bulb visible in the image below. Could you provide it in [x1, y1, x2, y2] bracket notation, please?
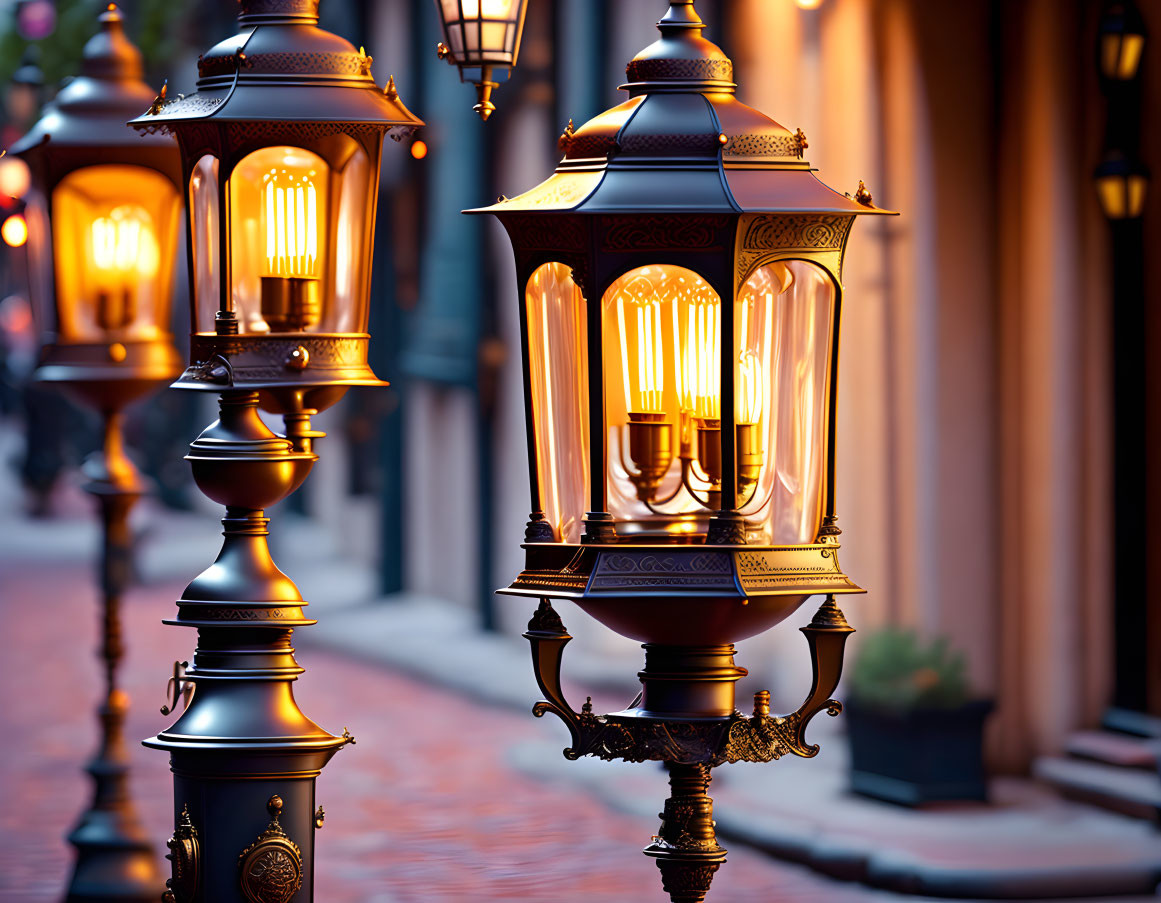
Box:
[616, 274, 666, 415]
[678, 293, 720, 421]
[263, 168, 318, 279]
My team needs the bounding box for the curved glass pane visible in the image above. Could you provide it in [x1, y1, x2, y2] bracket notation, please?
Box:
[51, 165, 179, 343]
[189, 154, 220, 333]
[736, 260, 834, 544]
[225, 145, 373, 337]
[526, 263, 589, 542]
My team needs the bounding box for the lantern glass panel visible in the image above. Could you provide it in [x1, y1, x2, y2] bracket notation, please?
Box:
[224, 144, 372, 336]
[189, 154, 221, 333]
[439, 0, 523, 63]
[526, 262, 589, 543]
[23, 188, 53, 335]
[51, 164, 179, 343]
[736, 260, 834, 544]
[603, 265, 719, 537]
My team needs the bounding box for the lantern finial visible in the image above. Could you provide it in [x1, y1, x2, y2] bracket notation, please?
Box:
[237, 0, 320, 25]
[83, 0, 143, 81]
[659, 0, 705, 31]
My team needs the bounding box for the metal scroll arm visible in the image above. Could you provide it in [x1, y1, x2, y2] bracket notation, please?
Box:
[721, 594, 854, 764]
[790, 594, 855, 754]
[524, 599, 584, 753]
[524, 598, 640, 760]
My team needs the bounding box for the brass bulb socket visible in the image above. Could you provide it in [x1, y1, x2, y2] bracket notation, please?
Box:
[736, 422, 763, 493]
[626, 412, 673, 501]
[260, 276, 321, 332]
[695, 420, 765, 497]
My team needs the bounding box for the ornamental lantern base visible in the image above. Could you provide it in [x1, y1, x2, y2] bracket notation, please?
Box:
[524, 596, 853, 902]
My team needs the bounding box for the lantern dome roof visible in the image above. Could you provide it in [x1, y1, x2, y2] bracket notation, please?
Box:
[10, 5, 174, 159]
[473, 0, 893, 217]
[130, 0, 421, 140]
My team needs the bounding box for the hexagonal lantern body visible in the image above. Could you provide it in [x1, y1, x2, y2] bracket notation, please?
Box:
[476, 0, 894, 654]
[476, 5, 896, 898]
[131, 0, 422, 415]
[11, 5, 183, 413]
[433, 0, 529, 120]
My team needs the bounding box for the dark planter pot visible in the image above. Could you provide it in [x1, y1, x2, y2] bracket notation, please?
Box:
[846, 697, 993, 806]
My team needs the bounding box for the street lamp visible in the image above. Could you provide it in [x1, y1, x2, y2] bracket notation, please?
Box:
[433, 0, 529, 120]
[129, 1, 420, 900]
[473, 1, 893, 899]
[1098, 1, 1146, 82]
[1094, 152, 1149, 220]
[10, 6, 181, 901]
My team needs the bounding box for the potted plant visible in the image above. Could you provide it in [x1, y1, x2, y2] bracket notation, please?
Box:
[845, 627, 992, 805]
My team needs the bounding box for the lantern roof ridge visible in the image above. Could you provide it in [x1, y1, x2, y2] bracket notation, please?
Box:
[470, 1, 895, 218]
[129, 0, 421, 138]
[9, 5, 174, 161]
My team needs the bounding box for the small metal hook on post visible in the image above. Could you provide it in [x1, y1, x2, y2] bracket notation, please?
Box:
[160, 661, 193, 716]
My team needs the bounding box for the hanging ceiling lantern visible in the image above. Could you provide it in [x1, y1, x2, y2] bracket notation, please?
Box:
[472, 1, 894, 899]
[434, 0, 529, 120]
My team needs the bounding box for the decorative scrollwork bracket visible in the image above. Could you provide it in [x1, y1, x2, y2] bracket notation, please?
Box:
[524, 595, 854, 767]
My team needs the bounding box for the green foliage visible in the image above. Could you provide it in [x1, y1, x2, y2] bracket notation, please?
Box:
[0, 0, 183, 95]
[848, 627, 971, 712]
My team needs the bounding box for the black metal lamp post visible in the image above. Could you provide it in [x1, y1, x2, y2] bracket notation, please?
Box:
[128, 2, 420, 900]
[10, 7, 181, 901]
[1095, 0, 1151, 734]
[473, 2, 894, 899]
[433, 0, 529, 120]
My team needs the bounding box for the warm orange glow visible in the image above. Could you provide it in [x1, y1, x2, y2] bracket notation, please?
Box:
[0, 155, 31, 201]
[614, 272, 666, 414]
[677, 290, 720, 421]
[795, 0, 824, 9]
[1101, 33, 1145, 80]
[262, 165, 318, 278]
[1, 213, 27, 247]
[51, 164, 180, 341]
[411, 139, 428, 160]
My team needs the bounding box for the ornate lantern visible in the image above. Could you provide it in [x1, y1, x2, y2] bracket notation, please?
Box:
[1095, 152, 1150, 220]
[473, 2, 894, 899]
[129, 2, 420, 901]
[433, 0, 529, 120]
[1098, 0, 1146, 81]
[10, 7, 180, 900]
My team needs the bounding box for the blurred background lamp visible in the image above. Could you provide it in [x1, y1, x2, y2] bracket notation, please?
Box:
[0, 154, 31, 200]
[2, 213, 27, 247]
[8, 5, 182, 901]
[473, 0, 895, 899]
[433, 0, 529, 120]
[1095, 153, 1150, 219]
[1098, 0, 1146, 81]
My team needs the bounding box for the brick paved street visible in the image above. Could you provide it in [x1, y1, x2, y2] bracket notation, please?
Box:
[0, 498, 908, 903]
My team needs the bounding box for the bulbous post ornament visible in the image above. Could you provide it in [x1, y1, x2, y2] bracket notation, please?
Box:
[477, 0, 893, 898]
[129, 0, 420, 899]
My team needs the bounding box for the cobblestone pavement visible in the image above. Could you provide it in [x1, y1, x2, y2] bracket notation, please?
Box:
[1, 517, 910, 903]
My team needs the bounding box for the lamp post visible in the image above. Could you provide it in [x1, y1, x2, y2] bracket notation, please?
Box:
[10, 7, 181, 901]
[129, 2, 420, 900]
[473, 2, 893, 899]
[1095, 0, 1151, 734]
[433, 0, 529, 120]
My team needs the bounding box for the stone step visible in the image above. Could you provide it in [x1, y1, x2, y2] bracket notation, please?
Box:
[1035, 756, 1161, 822]
[1067, 730, 1160, 770]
